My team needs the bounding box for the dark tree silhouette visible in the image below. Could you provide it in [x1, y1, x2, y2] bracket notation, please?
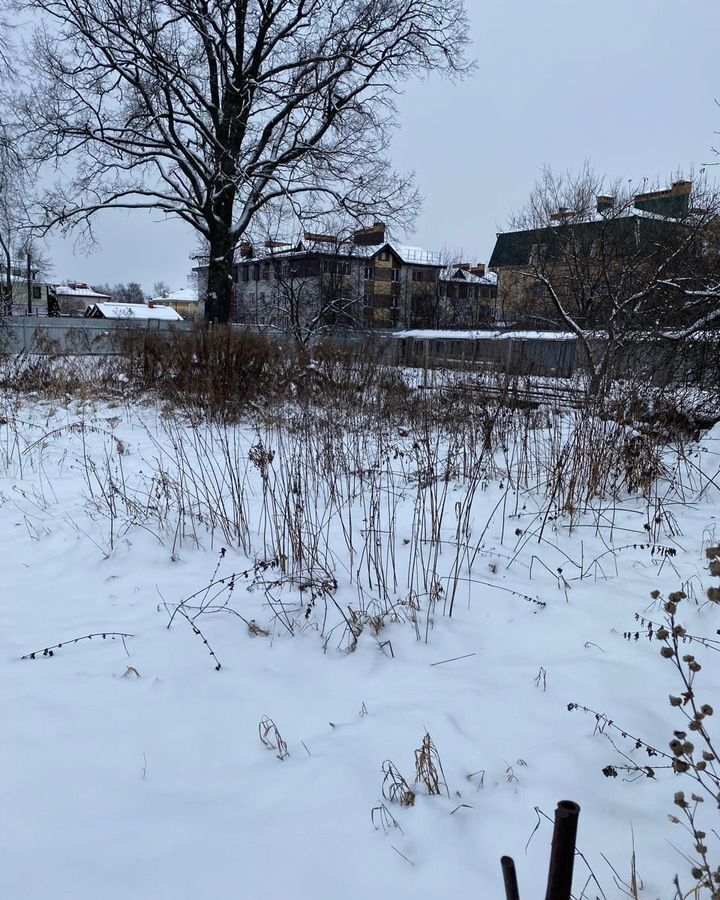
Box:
[14, 0, 472, 321]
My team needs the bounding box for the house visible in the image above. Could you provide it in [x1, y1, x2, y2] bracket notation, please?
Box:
[197, 222, 495, 332]
[84, 303, 184, 321]
[151, 286, 199, 318]
[54, 283, 112, 316]
[0, 261, 51, 315]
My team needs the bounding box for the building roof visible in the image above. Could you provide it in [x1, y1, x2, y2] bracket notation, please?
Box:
[152, 286, 198, 304]
[488, 214, 686, 269]
[385, 243, 442, 266]
[393, 329, 576, 341]
[208, 239, 444, 268]
[440, 266, 497, 285]
[54, 284, 111, 300]
[86, 303, 184, 321]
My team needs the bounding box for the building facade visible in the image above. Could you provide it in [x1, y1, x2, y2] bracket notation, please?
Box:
[1, 262, 51, 315]
[196, 223, 496, 333]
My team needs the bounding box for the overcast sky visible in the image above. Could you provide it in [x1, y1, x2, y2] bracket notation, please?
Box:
[45, 0, 720, 292]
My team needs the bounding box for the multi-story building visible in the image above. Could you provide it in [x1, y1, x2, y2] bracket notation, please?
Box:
[488, 180, 720, 330]
[198, 223, 496, 332]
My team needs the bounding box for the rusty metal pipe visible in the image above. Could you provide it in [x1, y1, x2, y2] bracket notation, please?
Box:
[544, 800, 580, 900]
[500, 855, 520, 900]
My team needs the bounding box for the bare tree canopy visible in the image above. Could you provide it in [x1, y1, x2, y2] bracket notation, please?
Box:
[496, 164, 720, 394]
[0, 122, 36, 314]
[13, 0, 473, 321]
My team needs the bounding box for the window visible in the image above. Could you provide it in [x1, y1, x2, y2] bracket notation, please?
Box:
[390, 268, 400, 282]
[364, 265, 374, 280]
[242, 265, 250, 282]
[379, 251, 389, 261]
[32, 286, 41, 299]
[412, 268, 436, 282]
[323, 258, 351, 275]
[252, 264, 260, 281]
[529, 243, 548, 265]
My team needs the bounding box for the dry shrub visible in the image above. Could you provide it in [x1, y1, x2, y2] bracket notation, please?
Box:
[122, 325, 286, 418]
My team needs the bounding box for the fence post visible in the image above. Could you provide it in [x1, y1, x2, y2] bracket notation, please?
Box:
[544, 800, 580, 900]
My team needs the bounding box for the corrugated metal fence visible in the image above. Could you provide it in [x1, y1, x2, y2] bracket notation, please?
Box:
[0, 316, 196, 355]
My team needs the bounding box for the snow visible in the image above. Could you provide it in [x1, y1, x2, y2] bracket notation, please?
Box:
[1, 387, 719, 899]
[390, 244, 443, 265]
[440, 267, 498, 285]
[87, 303, 185, 321]
[394, 329, 577, 341]
[55, 284, 111, 300]
[152, 287, 198, 305]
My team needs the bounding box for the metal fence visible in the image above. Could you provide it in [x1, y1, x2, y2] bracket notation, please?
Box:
[1, 317, 717, 392]
[0, 316, 196, 355]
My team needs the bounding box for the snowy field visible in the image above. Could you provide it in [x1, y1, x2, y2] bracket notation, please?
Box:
[1, 381, 719, 900]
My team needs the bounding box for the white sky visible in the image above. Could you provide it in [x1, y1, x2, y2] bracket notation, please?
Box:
[45, 0, 720, 292]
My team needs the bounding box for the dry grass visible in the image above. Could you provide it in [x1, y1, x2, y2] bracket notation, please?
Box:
[414, 732, 448, 797]
[381, 760, 415, 807]
[258, 716, 289, 761]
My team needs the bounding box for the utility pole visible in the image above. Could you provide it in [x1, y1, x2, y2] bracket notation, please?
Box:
[26, 250, 32, 315]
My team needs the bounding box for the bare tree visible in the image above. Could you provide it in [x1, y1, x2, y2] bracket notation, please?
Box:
[13, 0, 472, 323]
[92, 282, 146, 303]
[498, 165, 720, 394]
[153, 281, 171, 299]
[0, 123, 47, 315]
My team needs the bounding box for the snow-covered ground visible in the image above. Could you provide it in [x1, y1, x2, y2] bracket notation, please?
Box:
[1, 388, 718, 899]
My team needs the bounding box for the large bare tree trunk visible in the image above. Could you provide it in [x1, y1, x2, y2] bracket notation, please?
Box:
[205, 228, 235, 324]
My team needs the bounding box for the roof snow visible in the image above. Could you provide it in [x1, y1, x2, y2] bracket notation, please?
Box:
[152, 287, 198, 304]
[88, 303, 184, 321]
[393, 329, 577, 341]
[55, 284, 111, 299]
[440, 267, 497, 285]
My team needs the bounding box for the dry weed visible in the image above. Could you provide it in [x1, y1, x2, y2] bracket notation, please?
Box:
[258, 715, 289, 760]
[381, 760, 415, 807]
[414, 731, 448, 796]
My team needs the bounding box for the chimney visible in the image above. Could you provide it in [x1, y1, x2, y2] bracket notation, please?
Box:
[265, 240, 291, 250]
[353, 222, 386, 246]
[634, 181, 692, 217]
[303, 231, 337, 243]
[470, 263, 486, 277]
[671, 180, 692, 196]
[239, 241, 254, 258]
[596, 195, 614, 214]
